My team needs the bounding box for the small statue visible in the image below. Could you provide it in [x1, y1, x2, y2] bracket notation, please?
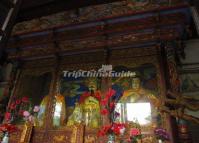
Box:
[67, 101, 83, 126]
[82, 96, 100, 128]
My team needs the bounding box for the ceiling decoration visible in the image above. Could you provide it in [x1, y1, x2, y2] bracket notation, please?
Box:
[12, 0, 186, 35]
[7, 2, 191, 60]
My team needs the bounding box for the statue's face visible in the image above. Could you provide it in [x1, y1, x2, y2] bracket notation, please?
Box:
[132, 78, 141, 89]
[86, 78, 97, 91]
[88, 83, 97, 91]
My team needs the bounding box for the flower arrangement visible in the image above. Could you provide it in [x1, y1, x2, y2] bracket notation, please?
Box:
[0, 123, 18, 134]
[5, 97, 30, 123]
[22, 106, 40, 123]
[154, 127, 170, 142]
[0, 96, 40, 143]
[98, 123, 126, 137]
[0, 123, 18, 143]
[0, 97, 30, 143]
[98, 88, 127, 142]
[128, 128, 142, 143]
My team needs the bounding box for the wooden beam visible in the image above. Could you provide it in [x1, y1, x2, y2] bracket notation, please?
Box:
[0, 0, 22, 49]
[17, 0, 124, 22]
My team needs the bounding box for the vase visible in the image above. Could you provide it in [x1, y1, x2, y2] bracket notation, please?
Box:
[107, 134, 115, 143]
[1, 132, 9, 143]
[158, 139, 163, 143]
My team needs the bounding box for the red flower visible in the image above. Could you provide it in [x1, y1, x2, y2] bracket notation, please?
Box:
[0, 124, 18, 133]
[21, 97, 29, 103]
[0, 125, 7, 132]
[130, 128, 141, 136]
[15, 99, 21, 105]
[98, 125, 112, 137]
[94, 91, 101, 101]
[112, 123, 126, 135]
[109, 102, 115, 110]
[6, 124, 18, 133]
[100, 98, 108, 106]
[9, 102, 16, 110]
[112, 126, 120, 135]
[100, 109, 109, 115]
[4, 112, 11, 121]
[105, 88, 116, 98]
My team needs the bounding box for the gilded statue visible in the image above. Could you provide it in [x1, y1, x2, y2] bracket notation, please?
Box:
[36, 95, 49, 126]
[120, 77, 159, 106]
[53, 94, 66, 126]
[37, 93, 66, 127]
[66, 78, 101, 128]
[66, 101, 83, 126]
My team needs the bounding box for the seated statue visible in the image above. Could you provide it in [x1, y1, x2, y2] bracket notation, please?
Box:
[82, 96, 100, 128]
[120, 77, 159, 106]
[66, 78, 101, 128]
[66, 101, 83, 126]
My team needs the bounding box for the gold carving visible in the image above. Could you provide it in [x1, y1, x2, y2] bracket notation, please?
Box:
[19, 122, 33, 143]
[53, 135, 68, 142]
[84, 135, 96, 143]
[71, 126, 78, 143]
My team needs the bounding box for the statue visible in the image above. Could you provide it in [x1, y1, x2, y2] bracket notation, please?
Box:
[82, 95, 100, 128]
[66, 78, 101, 128]
[53, 94, 66, 126]
[36, 95, 49, 126]
[66, 101, 83, 126]
[37, 93, 66, 127]
[120, 77, 159, 106]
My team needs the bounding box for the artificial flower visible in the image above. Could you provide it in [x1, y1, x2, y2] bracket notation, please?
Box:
[18, 110, 24, 116]
[100, 98, 108, 106]
[4, 112, 11, 121]
[0, 123, 18, 133]
[106, 88, 116, 98]
[23, 111, 30, 117]
[154, 127, 170, 141]
[21, 97, 29, 103]
[130, 128, 141, 136]
[9, 102, 16, 110]
[100, 109, 109, 115]
[114, 111, 120, 118]
[15, 99, 21, 105]
[109, 102, 115, 110]
[94, 91, 101, 101]
[33, 106, 40, 112]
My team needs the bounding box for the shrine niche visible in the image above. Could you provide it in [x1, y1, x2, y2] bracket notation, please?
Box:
[62, 77, 101, 128]
[112, 64, 161, 143]
[10, 70, 52, 126]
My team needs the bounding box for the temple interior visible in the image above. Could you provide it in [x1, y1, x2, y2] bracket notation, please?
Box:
[0, 0, 199, 143]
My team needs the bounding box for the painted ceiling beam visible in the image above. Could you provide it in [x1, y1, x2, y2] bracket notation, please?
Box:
[17, 0, 124, 22]
[10, 4, 189, 40]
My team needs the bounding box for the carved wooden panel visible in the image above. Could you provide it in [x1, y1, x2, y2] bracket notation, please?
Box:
[9, 130, 23, 143]
[31, 130, 46, 143]
[84, 128, 98, 143]
[43, 130, 72, 143]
